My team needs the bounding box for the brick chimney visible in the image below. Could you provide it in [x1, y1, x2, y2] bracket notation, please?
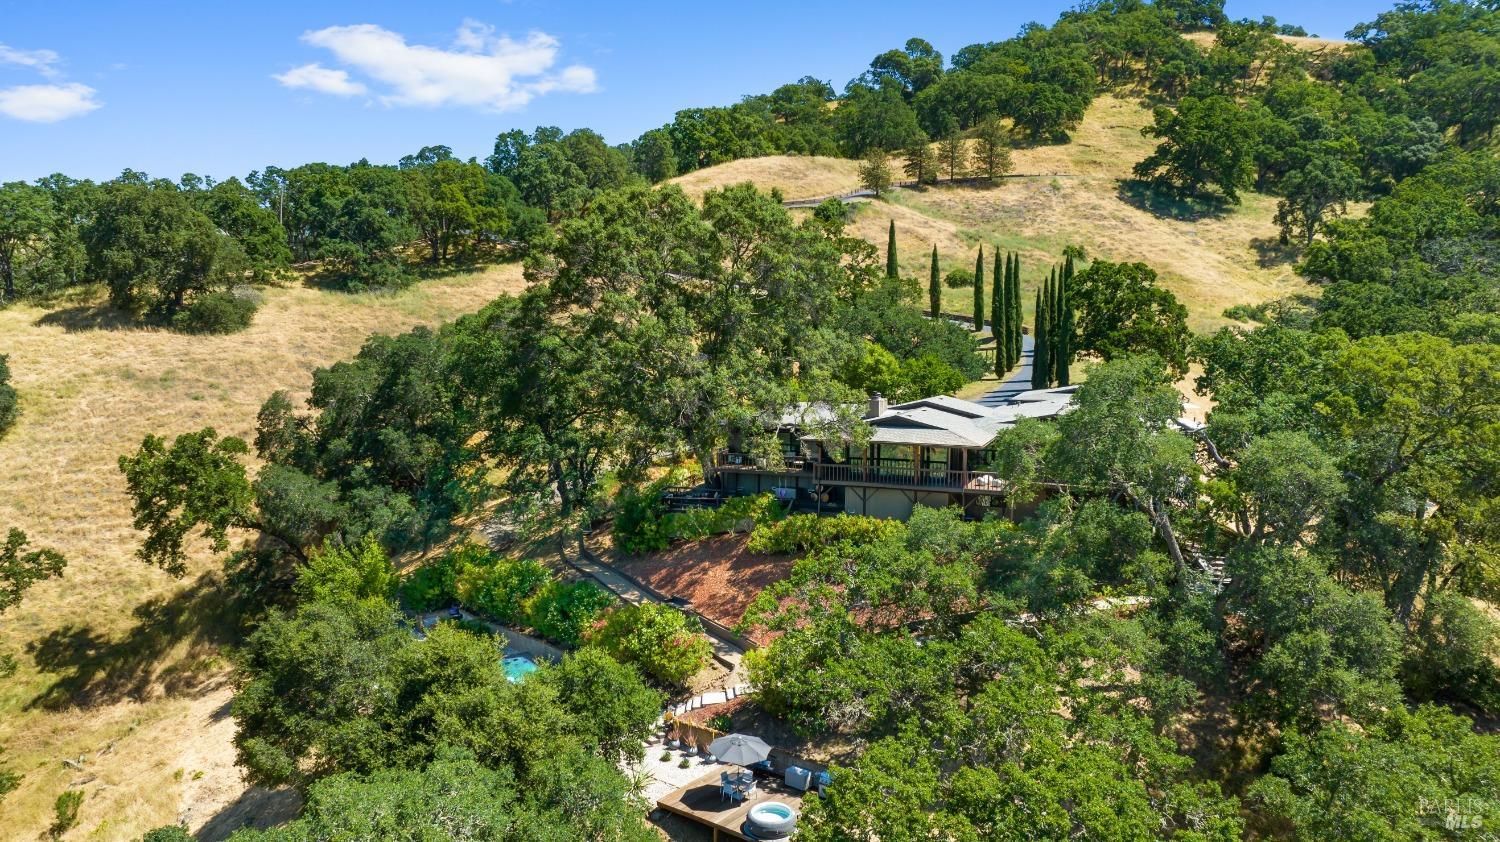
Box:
[867, 392, 888, 419]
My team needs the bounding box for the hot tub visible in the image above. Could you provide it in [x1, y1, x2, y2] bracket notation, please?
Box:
[502, 654, 538, 683]
[743, 800, 797, 840]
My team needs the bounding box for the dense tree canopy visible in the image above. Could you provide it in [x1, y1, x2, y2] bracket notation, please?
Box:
[98, 3, 1500, 838]
[1068, 260, 1192, 372]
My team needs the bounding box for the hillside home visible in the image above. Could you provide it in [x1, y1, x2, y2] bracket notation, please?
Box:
[711, 387, 1078, 521]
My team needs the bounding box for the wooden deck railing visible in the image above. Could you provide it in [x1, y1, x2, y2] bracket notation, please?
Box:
[712, 452, 1008, 493]
[814, 462, 1003, 492]
[714, 452, 812, 472]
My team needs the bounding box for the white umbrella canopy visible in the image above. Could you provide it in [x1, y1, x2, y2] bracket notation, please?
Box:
[708, 733, 772, 766]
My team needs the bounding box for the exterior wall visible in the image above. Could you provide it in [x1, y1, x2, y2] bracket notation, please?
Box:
[843, 489, 954, 520]
[845, 488, 906, 519]
[916, 491, 951, 511]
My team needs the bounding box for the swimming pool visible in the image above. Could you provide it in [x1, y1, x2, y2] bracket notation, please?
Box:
[502, 654, 539, 682]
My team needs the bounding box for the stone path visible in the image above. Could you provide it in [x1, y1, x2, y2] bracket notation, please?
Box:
[667, 685, 756, 719]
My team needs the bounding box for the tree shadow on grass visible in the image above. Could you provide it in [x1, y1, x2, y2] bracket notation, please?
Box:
[196, 786, 303, 842]
[1116, 178, 1233, 222]
[1250, 236, 1300, 269]
[32, 302, 143, 333]
[25, 572, 236, 710]
[300, 247, 522, 293]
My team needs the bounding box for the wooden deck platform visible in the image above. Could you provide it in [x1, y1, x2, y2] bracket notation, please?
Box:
[656, 769, 808, 841]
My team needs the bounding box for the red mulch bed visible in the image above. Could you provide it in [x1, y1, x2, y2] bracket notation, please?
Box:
[619, 534, 793, 644]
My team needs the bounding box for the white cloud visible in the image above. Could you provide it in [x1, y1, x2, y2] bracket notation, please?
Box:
[287, 21, 597, 112]
[0, 82, 101, 122]
[273, 63, 367, 96]
[0, 43, 62, 78]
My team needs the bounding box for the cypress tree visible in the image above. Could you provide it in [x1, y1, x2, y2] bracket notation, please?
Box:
[992, 250, 1005, 375]
[929, 244, 941, 318]
[1050, 268, 1061, 383]
[991, 252, 1002, 343]
[1010, 254, 1023, 374]
[1055, 259, 1073, 386]
[1005, 254, 1019, 368]
[1031, 287, 1049, 389]
[1051, 269, 1060, 386]
[886, 220, 898, 279]
[972, 246, 985, 330]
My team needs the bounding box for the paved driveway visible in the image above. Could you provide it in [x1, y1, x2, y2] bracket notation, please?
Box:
[975, 333, 1037, 407]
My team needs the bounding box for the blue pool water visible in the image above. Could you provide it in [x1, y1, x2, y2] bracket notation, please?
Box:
[503, 654, 539, 682]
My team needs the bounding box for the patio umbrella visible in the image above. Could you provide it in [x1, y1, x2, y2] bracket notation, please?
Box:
[708, 733, 772, 767]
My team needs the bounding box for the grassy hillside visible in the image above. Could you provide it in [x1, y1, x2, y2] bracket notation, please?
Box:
[1181, 30, 1356, 53]
[669, 154, 863, 203]
[0, 94, 1308, 840]
[0, 265, 527, 839]
[691, 95, 1313, 333]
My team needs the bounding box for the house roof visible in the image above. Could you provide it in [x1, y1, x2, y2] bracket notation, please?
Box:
[806, 385, 1081, 450]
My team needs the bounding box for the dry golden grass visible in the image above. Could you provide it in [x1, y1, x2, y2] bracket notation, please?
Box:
[0, 263, 527, 840]
[848, 95, 1312, 331]
[1181, 30, 1357, 53]
[669, 155, 864, 202]
[704, 96, 1309, 332]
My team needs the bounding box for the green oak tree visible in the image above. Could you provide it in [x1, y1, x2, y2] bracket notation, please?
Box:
[1069, 260, 1191, 374]
[1134, 96, 1261, 203]
[1, 528, 66, 615]
[0, 181, 59, 302]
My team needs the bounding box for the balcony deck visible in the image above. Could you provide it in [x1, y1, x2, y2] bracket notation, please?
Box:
[712, 453, 1007, 495]
[656, 769, 808, 841]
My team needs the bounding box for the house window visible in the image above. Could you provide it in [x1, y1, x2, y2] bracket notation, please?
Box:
[878, 444, 914, 466]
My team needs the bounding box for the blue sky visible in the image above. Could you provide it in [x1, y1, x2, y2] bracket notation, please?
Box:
[1, 0, 1390, 183]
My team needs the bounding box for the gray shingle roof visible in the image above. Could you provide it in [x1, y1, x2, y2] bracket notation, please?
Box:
[806, 386, 1078, 449]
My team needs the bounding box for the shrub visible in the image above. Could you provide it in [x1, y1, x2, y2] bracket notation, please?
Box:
[897, 354, 967, 401]
[171, 290, 259, 334]
[660, 493, 785, 543]
[526, 579, 614, 647]
[0, 355, 16, 440]
[943, 268, 974, 289]
[452, 617, 495, 637]
[400, 542, 497, 612]
[587, 603, 713, 686]
[614, 476, 677, 555]
[748, 514, 903, 555]
[618, 472, 783, 553]
[458, 556, 550, 624]
[294, 537, 397, 606]
[142, 827, 194, 842]
[1223, 303, 1270, 323]
[50, 789, 82, 840]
